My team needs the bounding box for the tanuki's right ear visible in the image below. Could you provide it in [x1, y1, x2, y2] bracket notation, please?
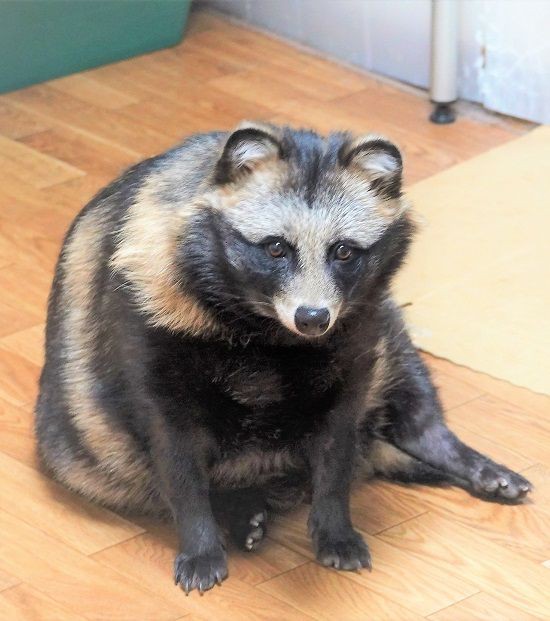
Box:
[215, 122, 283, 184]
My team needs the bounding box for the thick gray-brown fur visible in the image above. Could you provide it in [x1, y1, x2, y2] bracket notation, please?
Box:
[36, 122, 531, 594]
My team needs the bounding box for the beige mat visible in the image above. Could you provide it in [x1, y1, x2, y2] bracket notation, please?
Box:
[394, 126, 550, 396]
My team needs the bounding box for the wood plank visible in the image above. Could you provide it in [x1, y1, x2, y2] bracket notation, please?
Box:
[183, 24, 293, 71]
[448, 420, 535, 472]
[0, 584, 88, 621]
[428, 365, 486, 412]
[424, 353, 550, 422]
[521, 464, 550, 517]
[0, 299, 40, 340]
[0, 324, 45, 368]
[447, 394, 550, 467]
[146, 44, 246, 83]
[48, 73, 139, 109]
[118, 90, 272, 142]
[116, 516, 309, 587]
[371, 476, 549, 564]
[0, 262, 52, 326]
[0, 100, 52, 139]
[350, 480, 430, 535]
[427, 591, 544, 621]
[0, 218, 63, 275]
[0, 567, 20, 592]
[0, 348, 40, 408]
[268, 505, 478, 616]
[379, 512, 550, 618]
[0, 451, 145, 556]
[4, 86, 173, 157]
[0, 177, 74, 227]
[20, 126, 138, 181]
[258, 562, 425, 621]
[0, 509, 184, 621]
[40, 175, 107, 215]
[92, 531, 312, 620]
[0, 398, 36, 467]
[210, 69, 322, 112]
[0, 135, 83, 189]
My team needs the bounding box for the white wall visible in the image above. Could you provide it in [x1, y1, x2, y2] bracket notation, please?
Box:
[201, 0, 550, 124]
[202, 0, 431, 89]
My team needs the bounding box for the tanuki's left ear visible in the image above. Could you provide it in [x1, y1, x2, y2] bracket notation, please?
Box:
[339, 135, 403, 197]
[215, 121, 283, 184]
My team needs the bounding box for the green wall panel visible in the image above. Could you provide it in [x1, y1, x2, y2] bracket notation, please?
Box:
[0, 0, 191, 93]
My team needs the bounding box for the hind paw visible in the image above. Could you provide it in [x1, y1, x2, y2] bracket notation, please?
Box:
[229, 509, 268, 551]
[244, 511, 267, 551]
[471, 464, 532, 502]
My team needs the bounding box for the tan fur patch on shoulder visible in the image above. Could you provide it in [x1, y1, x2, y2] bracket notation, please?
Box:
[110, 181, 220, 336]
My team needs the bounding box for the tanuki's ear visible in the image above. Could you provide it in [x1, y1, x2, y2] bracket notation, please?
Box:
[215, 121, 283, 184]
[339, 135, 403, 198]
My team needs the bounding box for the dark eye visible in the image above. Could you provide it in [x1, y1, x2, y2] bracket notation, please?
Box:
[266, 240, 287, 258]
[335, 244, 353, 261]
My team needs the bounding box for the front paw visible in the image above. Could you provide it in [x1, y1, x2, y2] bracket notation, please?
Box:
[471, 463, 532, 502]
[174, 546, 228, 594]
[312, 527, 371, 571]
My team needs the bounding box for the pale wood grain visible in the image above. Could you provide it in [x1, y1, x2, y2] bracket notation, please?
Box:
[20, 126, 138, 181]
[0, 324, 45, 368]
[521, 464, 550, 517]
[0, 348, 40, 407]
[0, 398, 36, 467]
[92, 531, 312, 620]
[268, 505, 478, 616]
[379, 512, 550, 618]
[4, 86, 172, 157]
[0, 299, 40, 340]
[425, 353, 550, 422]
[48, 73, 139, 109]
[258, 562, 425, 621]
[448, 421, 535, 473]
[427, 591, 545, 621]
[0, 509, 184, 621]
[373, 477, 549, 564]
[0, 584, 88, 621]
[447, 394, 550, 467]
[0, 218, 63, 275]
[0, 135, 83, 189]
[0, 451, 145, 555]
[0, 101, 52, 139]
[0, 567, 20, 592]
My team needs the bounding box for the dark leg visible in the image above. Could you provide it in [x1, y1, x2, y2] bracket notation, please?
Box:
[308, 410, 371, 571]
[386, 350, 531, 502]
[211, 487, 268, 551]
[152, 421, 228, 593]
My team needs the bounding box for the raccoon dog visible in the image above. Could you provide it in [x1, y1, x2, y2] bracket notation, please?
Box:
[36, 122, 531, 593]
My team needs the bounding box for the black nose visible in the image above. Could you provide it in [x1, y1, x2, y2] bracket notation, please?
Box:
[294, 306, 330, 336]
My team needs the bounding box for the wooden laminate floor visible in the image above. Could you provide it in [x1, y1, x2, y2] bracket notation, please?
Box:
[0, 10, 548, 621]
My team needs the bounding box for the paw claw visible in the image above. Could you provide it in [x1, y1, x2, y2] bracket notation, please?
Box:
[174, 548, 228, 594]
